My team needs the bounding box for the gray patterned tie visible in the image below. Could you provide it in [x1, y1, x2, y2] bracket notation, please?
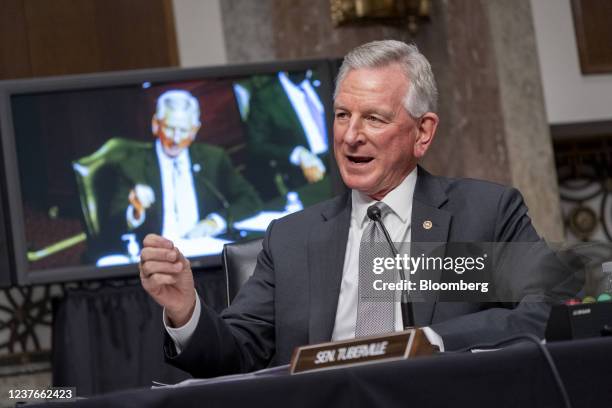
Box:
[355, 202, 396, 337]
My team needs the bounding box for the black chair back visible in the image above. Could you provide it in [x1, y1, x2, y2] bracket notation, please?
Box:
[222, 238, 263, 306]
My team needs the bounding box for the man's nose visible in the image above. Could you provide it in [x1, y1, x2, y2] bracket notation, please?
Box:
[343, 118, 365, 146]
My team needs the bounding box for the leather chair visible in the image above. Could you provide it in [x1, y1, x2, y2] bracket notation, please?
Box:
[222, 238, 263, 306]
[72, 137, 150, 238]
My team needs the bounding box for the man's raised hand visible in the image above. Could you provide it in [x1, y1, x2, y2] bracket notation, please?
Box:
[139, 234, 196, 327]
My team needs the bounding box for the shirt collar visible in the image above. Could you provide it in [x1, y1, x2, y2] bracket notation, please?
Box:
[351, 167, 418, 227]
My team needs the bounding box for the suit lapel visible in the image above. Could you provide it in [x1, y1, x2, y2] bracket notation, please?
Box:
[411, 166, 451, 326]
[146, 147, 164, 233]
[307, 193, 351, 344]
[187, 147, 208, 217]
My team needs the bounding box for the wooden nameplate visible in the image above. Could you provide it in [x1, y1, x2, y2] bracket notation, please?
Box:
[289, 328, 437, 374]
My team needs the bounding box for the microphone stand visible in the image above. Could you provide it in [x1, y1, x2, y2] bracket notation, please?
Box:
[367, 205, 415, 329]
[201, 177, 234, 237]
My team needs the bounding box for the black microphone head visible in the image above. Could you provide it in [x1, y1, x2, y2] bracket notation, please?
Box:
[367, 204, 382, 221]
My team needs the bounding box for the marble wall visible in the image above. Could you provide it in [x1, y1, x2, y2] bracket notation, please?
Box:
[486, 0, 563, 241]
[220, 0, 563, 240]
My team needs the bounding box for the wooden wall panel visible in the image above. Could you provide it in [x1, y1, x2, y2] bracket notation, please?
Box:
[0, 0, 33, 79]
[23, 0, 102, 77]
[0, 0, 178, 80]
[92, 0, 178, 72]
[571, 0, 612, 74]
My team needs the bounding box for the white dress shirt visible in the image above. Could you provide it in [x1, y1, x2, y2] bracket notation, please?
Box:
[156, 140, 199, 241]
[164, 168, 444, 353]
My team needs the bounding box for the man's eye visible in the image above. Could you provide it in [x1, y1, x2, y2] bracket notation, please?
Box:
[366, 115, 381, 122]
[335, 112, 348, 119]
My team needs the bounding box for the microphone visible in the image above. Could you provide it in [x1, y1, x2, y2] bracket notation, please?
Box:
[200, 177, 233, 236]
[367, 204, 415, 328]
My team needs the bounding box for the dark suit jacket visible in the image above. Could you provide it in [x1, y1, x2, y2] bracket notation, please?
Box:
[242, 75, 329, 199]
[94, 142, 262, 255]
[165, 166, 573, 378]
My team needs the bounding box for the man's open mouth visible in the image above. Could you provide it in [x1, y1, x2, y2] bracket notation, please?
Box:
[347, 155, 374, 164]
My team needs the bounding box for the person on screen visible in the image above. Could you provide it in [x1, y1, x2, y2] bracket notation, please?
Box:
[105, 89, 262, 246]
[236, 70, 328, 200]
[139, 41, 576, 377]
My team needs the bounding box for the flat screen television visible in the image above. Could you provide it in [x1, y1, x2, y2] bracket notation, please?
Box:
[0, 59, 341, 285]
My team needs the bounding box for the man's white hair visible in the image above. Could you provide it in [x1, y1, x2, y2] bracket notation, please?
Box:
[334, 40, 438, 118]
[155, 90, 201, 126]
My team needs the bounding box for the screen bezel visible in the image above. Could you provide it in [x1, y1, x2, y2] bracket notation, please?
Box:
[0, 59, 341, 285]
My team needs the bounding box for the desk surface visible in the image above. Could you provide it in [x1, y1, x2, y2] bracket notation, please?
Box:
[37, 337, 612, 408]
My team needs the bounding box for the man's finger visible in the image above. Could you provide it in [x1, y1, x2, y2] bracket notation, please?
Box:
[140, 260, 183, 277]
[141, 273, 178, 292]
[303, 166, 322, 183]
[140, 247, 179, 263]
[175, 249, 191, 270]
[129, 190, 144, 215]
[143, 234, 174, 249]
[147, 273, 178, 287]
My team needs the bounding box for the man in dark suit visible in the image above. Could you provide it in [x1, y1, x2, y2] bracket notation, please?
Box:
[139, 41, 574, 378]
[238, 71, 329, 200]
[98, 90, 262, 254]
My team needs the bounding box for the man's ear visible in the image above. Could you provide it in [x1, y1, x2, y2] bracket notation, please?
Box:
[413, 112, 439, 159]
[189, 124, 201, 141]
[151, 116, 160, 137]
